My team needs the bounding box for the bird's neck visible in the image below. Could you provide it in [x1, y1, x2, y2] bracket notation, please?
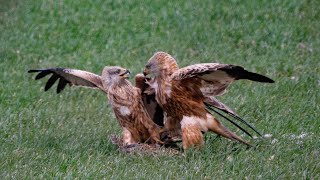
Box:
[115, 79, 132, 88]
[105, 79, 131, 93]
[107, 79, 136, 105]
[159, 68, 175, 79]
[154, 76, 172, 105]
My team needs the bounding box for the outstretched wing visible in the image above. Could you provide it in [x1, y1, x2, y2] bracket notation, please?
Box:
[135, 73, 164, 127]
[28, 68, 103, 93]
[171, 63, 274, 96]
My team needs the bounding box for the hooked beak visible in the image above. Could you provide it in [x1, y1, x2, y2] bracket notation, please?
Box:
[120, 69, 130, 78]
[143, 63, 152, 76]
[143, 69, 148, 76]
[143, 67, 154, 78]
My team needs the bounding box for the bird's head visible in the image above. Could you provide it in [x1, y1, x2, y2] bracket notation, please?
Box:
[101, 66, 131, 88]
[143, 51, 179, 79]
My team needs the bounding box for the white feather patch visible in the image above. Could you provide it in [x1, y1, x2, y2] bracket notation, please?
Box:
[180, 116, 208, 132]
[119, 106, 131, 116]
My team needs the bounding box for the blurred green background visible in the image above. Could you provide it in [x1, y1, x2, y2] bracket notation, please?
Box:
[1, 0, 319, 179]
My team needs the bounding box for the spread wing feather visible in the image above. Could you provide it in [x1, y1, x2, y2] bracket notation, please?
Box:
[172, 63, 274, 82]
[172, 63, 274, 96]
[28, 68, 103, 93]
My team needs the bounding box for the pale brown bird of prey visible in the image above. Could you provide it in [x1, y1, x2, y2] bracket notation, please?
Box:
[28, 66, 162, 146]
[143, 52, 274, 149]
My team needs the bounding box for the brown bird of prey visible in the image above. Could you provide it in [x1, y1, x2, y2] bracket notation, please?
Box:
[28, 66, 162, 146]
[143, 52, 274, 149]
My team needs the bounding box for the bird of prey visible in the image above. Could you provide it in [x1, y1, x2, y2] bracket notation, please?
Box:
[28, 66, 163, 146]
[143, 52, 274, 149]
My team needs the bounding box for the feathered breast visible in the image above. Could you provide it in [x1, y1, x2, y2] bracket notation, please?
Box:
[161, 78, 207, 120]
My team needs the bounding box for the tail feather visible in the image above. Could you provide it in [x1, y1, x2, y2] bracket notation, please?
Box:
[206, 105, 253, 138]
[205, 103, 262, 137]
[225, 110, 262, 136]
[208, 117, 251, 146]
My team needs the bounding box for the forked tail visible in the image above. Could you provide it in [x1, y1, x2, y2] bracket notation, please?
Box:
[208, 116, 251, 146]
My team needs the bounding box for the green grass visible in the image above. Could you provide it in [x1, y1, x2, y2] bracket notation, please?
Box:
[1, 0, 319, 179]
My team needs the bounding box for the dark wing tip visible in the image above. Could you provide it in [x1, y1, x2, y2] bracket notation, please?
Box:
[56, 78, 69, 94]
[44, 74, 59, 91]
[28, 69, 41, 73]
[221, 66, 275, 83]
[246, 72, 275, 83]
[35, 71, 52, 80]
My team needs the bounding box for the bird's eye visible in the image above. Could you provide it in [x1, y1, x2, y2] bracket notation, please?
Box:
[145, 64, 151, 69]
[108, 69, 121, 75]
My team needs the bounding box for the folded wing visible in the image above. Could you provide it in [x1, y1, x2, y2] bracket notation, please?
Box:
[28, 68, 103, 93]
[135, 73, 164, 127]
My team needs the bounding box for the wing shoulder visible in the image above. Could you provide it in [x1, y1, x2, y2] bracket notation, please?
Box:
[171, 63, 228, 81]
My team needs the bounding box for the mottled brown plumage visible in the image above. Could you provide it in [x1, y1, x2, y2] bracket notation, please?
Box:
[28, 66, 162, 146]
[143, 52, 274, 149]
[135, 74, 164, 127]
[102, 66, 162, 145]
